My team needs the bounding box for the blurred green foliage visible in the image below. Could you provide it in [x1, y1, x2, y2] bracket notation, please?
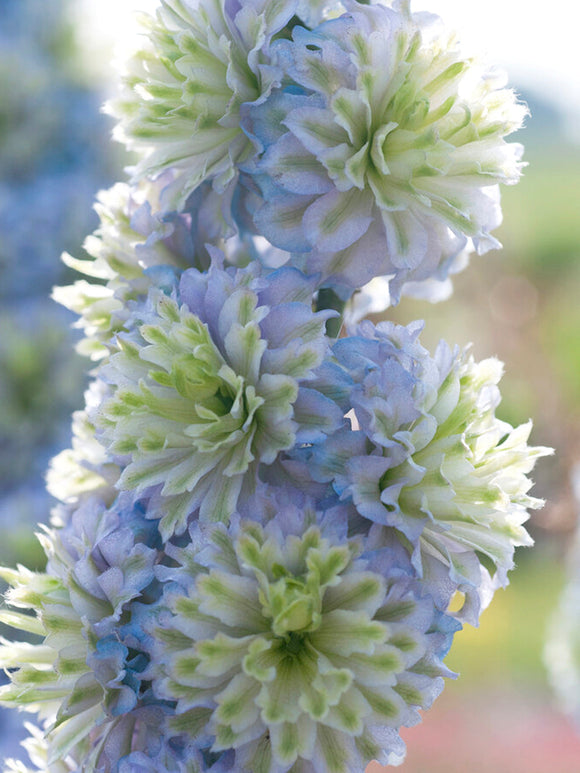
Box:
[506, 150, 580, 278]
[0, 0, 122, 570]
[448, 552, 566, 687]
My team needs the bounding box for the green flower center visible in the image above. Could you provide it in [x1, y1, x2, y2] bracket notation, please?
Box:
[262, 574, 322, 638]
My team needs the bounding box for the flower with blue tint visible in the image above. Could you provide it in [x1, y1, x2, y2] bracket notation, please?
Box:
[250, 0, 526, 300]
[96, 258, 342, 534]
[54, 180, 292, 362]
[0, 0, 552, 768]
[150, 501, 456, 773]
[0, 495, 164, 770]
[110, 0, 299, 212]
[54, 182, 199, 361]
[307, 320, 551, 621]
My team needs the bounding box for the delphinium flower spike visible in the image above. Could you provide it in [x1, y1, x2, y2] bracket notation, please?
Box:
[0, 1, 550, 771]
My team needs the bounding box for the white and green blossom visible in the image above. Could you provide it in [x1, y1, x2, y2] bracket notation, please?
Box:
[53, 180, 282, 362]
[96, 261, 341, 535]
[109, 0, 298, 211]
[0, 498, 160, 769]
[308, 321, 551, 621]
[53, 182, 195, 360]
[252, 0, 527, 299]
[152, 511, 454, 772]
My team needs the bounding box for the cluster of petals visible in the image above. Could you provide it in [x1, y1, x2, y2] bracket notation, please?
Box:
[251, 0, 526, 300]
[110, 0, 299, 212]
[305, 320, 551, 622]
[111, 0, 527, 301]
[95, 257, 341, 534]
[54, 180, 213, 361]
[0, 1, 549, 771]
[0, 495, 162, 770]
[148, 498, 457, 772]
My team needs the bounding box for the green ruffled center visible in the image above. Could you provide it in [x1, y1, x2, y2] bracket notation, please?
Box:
[162, 524, 424, 772]
[99, 292, 298, 530]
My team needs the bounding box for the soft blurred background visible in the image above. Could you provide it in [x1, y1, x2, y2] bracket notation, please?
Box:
[0, 0, 579, 769]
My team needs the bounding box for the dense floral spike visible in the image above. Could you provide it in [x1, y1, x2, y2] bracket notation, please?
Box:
[307, 320, 551, 622]
[250, 0, 526, 300]
[96, 258, 342, 534]
[0, 0, 550, 769]
[109, 0, 299, 212]
[0, 495, 165, 770]
[151, 504, 457, 773]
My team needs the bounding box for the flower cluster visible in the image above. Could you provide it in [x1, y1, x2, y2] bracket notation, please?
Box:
[152, 503, 457, 771]
[305, 320, 548, 623]
[1, 1, 549, 771]
[111, 0, 527, 304]
[96, 260, 341, 533]
[251, 0, 526, 301]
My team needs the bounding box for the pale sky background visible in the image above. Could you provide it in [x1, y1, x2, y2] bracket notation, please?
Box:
[79, 0, 580, 140]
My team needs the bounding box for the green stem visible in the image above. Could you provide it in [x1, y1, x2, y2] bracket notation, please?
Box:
[316, 288, 346, 339]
